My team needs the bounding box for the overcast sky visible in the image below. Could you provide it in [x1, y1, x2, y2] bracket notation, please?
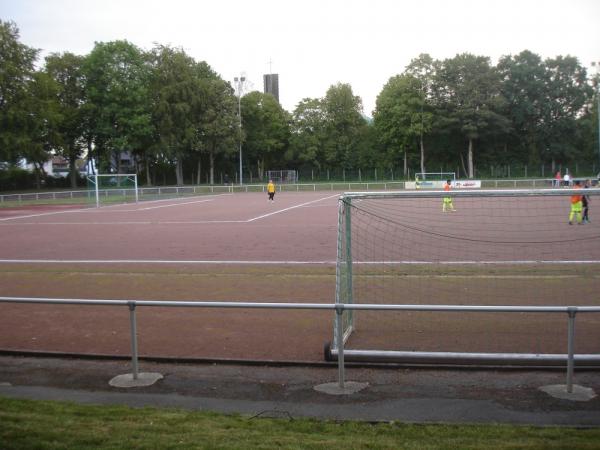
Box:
[2, 0, 599, 115]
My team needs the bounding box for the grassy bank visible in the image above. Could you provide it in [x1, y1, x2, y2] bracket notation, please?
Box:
[1, 397, 599, 449]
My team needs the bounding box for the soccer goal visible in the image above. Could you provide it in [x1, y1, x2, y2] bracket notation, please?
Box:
[86, 174, 138, 208]
[330, 188, 600, 365]
[266, 170, 298, 184]
[415, 171, 456, 181]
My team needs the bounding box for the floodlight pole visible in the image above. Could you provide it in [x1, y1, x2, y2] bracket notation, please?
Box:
[234, 75, 245, 186]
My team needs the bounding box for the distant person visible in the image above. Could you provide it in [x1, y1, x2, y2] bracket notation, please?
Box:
[569, 180, 583, 225]
[563, 172, 571, 187]
[267, 179, 276, 202]
[224, 174, 230, 185]
[442, 179, 456, 212]
[582, 179, 591, 223]
[554, 171, 561, 188]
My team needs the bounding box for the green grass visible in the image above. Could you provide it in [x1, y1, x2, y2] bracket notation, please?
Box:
[1, 397, 599, 449]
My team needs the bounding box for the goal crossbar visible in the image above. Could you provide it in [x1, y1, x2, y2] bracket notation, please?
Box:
[87, 174, 138, 208]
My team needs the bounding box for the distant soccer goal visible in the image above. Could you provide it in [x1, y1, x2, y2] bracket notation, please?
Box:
[86, 174, 138, 208]
[266, 170, 298, 184]
[415, 171, 455, 181]
[332, 188, 600, 365]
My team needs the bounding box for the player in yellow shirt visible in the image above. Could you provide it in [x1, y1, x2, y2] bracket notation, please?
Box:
[267, 179, 276, 202]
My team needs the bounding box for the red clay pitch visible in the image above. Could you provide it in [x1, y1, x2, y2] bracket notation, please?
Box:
[1, 191, 599, 362]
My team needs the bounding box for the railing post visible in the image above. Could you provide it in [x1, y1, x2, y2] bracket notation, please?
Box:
[566, 307, 577, 393]
[335, 305, 345, 389]
[128, 302, 139, 380]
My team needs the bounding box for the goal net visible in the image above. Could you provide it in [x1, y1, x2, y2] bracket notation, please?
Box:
[413, 172, 457, 189]
[332, 188, 600, 365]
[266, 170, 298, 184]
[86, 174, 138, 207]
[415, 172, 456, 181]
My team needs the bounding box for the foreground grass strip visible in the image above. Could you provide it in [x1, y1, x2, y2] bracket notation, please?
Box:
[1, 397, 600, 449]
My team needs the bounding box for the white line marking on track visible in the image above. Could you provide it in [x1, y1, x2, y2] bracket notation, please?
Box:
[134, 198, 214, 211]
[0, 221, 249, 225]
[0, 259, 337, 265]
[0, 207, 93, 222]
[0, 259, 599, 265]
[0, 193, 340, 225]
[0, 193, 231, 221]
[247, 194, 339, 222]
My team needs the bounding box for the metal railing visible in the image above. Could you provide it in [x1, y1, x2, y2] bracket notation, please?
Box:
[1, 297, 599, 393]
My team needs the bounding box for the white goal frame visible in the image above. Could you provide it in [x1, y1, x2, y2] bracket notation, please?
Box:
[87, 174, 138, 208]
[415, 171, 456, 181]
[333, 187, 600, 366]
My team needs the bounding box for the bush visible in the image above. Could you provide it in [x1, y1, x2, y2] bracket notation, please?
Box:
[0, 167, 37, 191]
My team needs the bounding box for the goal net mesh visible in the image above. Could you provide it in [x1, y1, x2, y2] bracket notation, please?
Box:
[86, 174, 138, 207]
[334, 189, 600, 357]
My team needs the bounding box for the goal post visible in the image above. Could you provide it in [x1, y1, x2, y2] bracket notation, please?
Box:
[265, 170, 298, 184]
[415, 172, 456, 181]
[331, 187, 600, 365]
[86, 174, 138, 208]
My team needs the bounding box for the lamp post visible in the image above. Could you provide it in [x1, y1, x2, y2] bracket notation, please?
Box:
[234, 75, 245, 185]
[593, 62, 600, 171]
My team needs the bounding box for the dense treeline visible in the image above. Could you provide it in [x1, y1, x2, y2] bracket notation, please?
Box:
[1, 20, 598, 189]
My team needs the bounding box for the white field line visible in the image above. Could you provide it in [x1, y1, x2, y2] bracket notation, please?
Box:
[0, 259, 337, 265]
[1, 259, 599, 265]
[246, 194, 339, 222]
[0, 207, 94, 222]
[133, 198, 214, 211]
[353, 260, 600, 265]
[0, 193, 339, 225]
[0, 193, 232, 221]
[115, 193, 232, 211]
[0, 221, 249, 225]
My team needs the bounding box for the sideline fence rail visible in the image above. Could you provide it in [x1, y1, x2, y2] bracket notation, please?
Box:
[1, 297, 599, 392]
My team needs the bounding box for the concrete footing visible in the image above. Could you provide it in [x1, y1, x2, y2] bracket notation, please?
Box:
[109, 372, 163, 388]
[539, 384, 597, 401]
[313, 381, 368, 395]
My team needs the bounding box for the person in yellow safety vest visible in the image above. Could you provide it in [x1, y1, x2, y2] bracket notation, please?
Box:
[569, 180, 583, 225]
[442, 179, 456, 212]
[267, 179, 276, 202]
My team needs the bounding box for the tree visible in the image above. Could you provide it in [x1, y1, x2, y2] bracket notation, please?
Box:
[149, 45, 218, 185]
[433, 53, 510, 178]
[83, 40, 152, 175]
[321, 83, 366, 169]
[20, 71, 62, 188]
[44, 52, 86, 187]
[290, 98, 327, 169]
[374, 74, 432, 177]
[0, 20, 39, 163]
[541, 56, 592, 168]
[197, 79, 238, 185]
[241, 91, 290, 179]
[497, 51, 548, 166]
[404, 53, 436, 174]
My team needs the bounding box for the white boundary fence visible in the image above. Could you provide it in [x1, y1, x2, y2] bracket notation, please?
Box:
[1, 297, 599, 393]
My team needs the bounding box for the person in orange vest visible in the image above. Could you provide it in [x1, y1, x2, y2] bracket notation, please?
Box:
[569, 180, 583, 225]
[267, 179, 276, 202]
[442, 179, 456, 212]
